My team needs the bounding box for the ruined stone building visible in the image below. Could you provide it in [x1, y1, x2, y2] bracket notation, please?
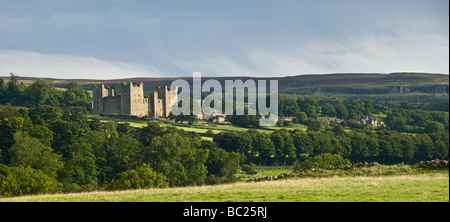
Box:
[92, 82, 177, 118]
[148, 86, 178, 118]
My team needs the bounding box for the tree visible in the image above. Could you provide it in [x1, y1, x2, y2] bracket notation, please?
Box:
[9, 131, 63, 179]
[106, 164, 168, 191]
[0, 163, 18, 197]
[11, 166, 62, 196]
[280, 98, 300, 117]
[335, 104, 348, 120]
[229, 111, 261, 128]
[62, 106, 89, 129]
[213, 131, 253, 155]
[2, 165, 61, 196]
[349, 132, 370, 163]
[106, 134, 142, 181]
[292, 131, 314, 161]
[60, 140, 98, 192]
[298, 98, 320, 118]
[270, 130, 295, 165]
[116, 122, 132, 135]
[146, 133, 208, 187]
[0, 114, 31, 163]
[63, 82, 92, 108]
[425, 121, 444, 133]
[0, 79, 6, 104]
[135, 122, 163, 147]
[248, 130, 275, 165]
[28, 105, 63, 126]
[333, 125, 345, 134]
[350, 99, 374, 117]
[21, 80, 56, 107]
[49, 119, 81, 157]
[307, 118, 329, 131]
[202, 141, 229, 177]
[224, 152, 243, 182]
[83, 130, 109, 184]
[294, 112, 308, 124]
[5, 73, 24, 105]
[321, 103, 336, 117]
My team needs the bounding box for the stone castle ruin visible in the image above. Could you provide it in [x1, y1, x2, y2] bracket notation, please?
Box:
[92, 82, 177, 118]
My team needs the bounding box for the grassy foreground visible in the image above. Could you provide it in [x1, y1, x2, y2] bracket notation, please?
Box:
[1, 173, 448, 202]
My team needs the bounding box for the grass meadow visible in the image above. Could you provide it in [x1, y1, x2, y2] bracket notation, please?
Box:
[1, 165, 448, 202]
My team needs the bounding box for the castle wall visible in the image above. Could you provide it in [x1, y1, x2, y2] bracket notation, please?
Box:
[103, 97, 121, 114]
[119, 83, 131, 115]
[92, 82, 176, 118]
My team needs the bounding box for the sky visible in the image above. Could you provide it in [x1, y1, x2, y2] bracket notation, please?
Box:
[0, 0, 448, 79]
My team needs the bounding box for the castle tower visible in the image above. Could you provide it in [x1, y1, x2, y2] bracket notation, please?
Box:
[119, 82, 148, 117]
[92, 84, 109, 115]
[148, 86, 178, 118]
[159, 86, 178, 117]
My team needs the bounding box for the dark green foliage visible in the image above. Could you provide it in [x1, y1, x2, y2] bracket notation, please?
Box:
[0, 74, 92, 109]
[335, 104, 349, 120]
[213, 131, 253, 154]
[297, 98, 320, 118]
[225, 152, 244, 181]
[279, 96, 300, 117]
[321, 103, 337, 117]
[241, 163, 257, 175]
[29, 105, 63, 126]
[106, 164, 168, 191]
[294, 153, 351, 171]
[385, 108, 449, 133]
[202, 141, 228, 177]
[0, 164, 61, 197]
[145, 132, 208, 187]
[9, 132, 63, 179]
[307, 118, 330, 131]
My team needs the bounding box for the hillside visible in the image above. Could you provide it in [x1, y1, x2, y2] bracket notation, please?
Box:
[1, 72, 448, 94]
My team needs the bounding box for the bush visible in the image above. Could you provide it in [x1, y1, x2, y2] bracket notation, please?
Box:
[0, 164, 62, 197]
[241, 163, 257, 175]
[294, 153, 351, 171]
[106, 164, 169, 191]
[204, 174, 229, 185]
[0, 164, 18, 197]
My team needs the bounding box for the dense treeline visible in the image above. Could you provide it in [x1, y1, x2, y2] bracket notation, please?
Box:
[0, 105, 242, 196]
[213, 128, 449, 166]
[341, 94, 449, 112]
[3, 103, 446, 197]
[278, 94, 449, 133]
[385, 109, 449, 134]
[0, 74, 91, 109]
[279, 93, 449, 112]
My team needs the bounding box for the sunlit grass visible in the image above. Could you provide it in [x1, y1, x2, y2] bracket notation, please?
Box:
[2, 173, 447, 202]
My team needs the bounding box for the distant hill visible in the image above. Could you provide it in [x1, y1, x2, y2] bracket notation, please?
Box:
[1, 72, 448, 95]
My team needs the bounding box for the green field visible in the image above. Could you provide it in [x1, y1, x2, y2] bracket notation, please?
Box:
[99, 116, 277, 139]
[2, 174, 447, 202]
[266, 123, 308, 131]
[1, 166, 448, 202]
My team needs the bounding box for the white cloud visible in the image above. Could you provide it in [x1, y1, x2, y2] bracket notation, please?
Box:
[242, 32, 449, 75]
[0, 50, 163, 79]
